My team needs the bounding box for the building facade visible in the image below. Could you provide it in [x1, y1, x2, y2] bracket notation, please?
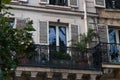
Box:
[6, 0, 120, 80]
[95, 0, 120, 80]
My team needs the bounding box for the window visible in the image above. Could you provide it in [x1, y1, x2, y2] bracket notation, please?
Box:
[106, 0, 120, 9]
[108, 28, 120, 62]
[49, 0, 68, 6]
[49, 25, 67, 49]
[39, 0, 78, 8]
[8, 18, 15, 28]
[94, 0, 105, 7]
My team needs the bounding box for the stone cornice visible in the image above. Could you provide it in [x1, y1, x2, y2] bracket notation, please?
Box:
[6, 4, 98, 17]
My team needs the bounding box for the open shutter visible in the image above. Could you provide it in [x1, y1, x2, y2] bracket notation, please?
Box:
[71, 24, 79, 45]
[39, 21, 48, 45]
[97, 24, 108, 43]
[19, 0, 28, 2]
[16, 18, 26, 29]
[94, 0, 105, 7]
[39, 0, 48, 4]
[69, 0, 78, 8]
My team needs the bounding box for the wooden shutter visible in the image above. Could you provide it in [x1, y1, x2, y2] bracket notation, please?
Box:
[39, 21, 48, 44]
[97, 24, 108, 43]
[94, 0, 105, 7]
[71, 24, 78, 45]
[69, 0, 78, 8]
[16, 18, 26, 29]
[39, 0, 48, 4]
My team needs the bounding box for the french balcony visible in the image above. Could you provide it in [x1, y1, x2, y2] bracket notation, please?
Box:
[101, 43, 120, 68]
[101, 43, 120, 62]
[19, 44, 102, 71]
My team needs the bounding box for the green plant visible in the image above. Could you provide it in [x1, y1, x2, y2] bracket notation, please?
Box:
[52, 51, 71, 60]
[76, 28, 98, 53]
[0, 0, 35, 80]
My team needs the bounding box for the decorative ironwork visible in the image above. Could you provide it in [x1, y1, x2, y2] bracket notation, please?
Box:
[19, 44, 102, 70]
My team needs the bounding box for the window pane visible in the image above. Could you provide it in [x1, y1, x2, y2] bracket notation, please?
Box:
[9, 18, 15, 28]
[106, 0, 120, 9]
[59, 26, 66, 47]
[109, 29, 116, 43]
[109, 29, 119, 62]
[49, 0, 67, 6]
[49, 26, 56, 47]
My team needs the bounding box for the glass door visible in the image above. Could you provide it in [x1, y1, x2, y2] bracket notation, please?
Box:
[49, 25, 67, 51]
[108, 28, 119, 62]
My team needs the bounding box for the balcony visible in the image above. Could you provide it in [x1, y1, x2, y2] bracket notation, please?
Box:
[101, 43, 120, 62]
[19, 44, 102, 71]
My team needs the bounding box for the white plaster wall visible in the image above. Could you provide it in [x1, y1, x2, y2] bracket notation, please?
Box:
[18, 0, 84, 11]
[9, 9, 84, 44]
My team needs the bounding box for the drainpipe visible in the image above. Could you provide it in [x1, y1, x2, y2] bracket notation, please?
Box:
[84, 0, 88, 34]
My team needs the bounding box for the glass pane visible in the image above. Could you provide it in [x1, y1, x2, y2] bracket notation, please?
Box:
[59, 26, 66, 51]
[49, 26, 56, 47]
[109, 29, 116, 43]
[109, 29, 119, 62]
[9, 18, 15, 28]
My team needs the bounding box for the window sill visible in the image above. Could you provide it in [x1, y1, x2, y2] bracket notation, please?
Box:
[105, 9, 120, 12]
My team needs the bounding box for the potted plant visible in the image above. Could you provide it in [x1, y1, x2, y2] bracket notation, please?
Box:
[51, 51, 71, 64]
[75, 28, 98, 64]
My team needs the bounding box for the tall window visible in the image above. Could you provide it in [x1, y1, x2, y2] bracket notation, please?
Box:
[49, 25, 67, 51]
[49, 0, 68, 6]
[108, 28, 119, 62]
[106, 0, 120, 9]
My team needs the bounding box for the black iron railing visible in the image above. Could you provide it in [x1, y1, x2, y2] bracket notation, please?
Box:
[100, 42, 120, 63]
[19, 44, 102, 70]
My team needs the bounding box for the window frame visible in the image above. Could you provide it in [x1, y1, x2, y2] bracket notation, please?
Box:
[49, 23, 68, 47]
[94, 0, 106, 8]
[49, 0, 68, 6]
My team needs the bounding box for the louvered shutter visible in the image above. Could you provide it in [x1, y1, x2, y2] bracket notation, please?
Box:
[16, 18, 26, 29]
[97, 24, 108, 42]
[39, 0, 48, 4]
[39, 21, 48, 44]
[71, 24, 79, 45]
[69, 0, 78, 8]
[94, 0, 105, 7]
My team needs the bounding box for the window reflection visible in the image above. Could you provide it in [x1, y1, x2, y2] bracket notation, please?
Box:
[49, 26, 56, 47]
[106, 0, 120, 9]
[59, 26, 66, 52]
[109, 29, 119, 62]
[49, 25, 67, 52]
[49, 0, 68, 6]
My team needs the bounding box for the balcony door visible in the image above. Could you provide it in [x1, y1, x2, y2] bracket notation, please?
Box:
[108, 28, 119, 62]
[49, 25, 67, 52]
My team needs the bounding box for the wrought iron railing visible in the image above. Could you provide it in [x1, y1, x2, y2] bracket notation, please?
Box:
[19, 44, 102, 70]
[100, 42, 120, 63]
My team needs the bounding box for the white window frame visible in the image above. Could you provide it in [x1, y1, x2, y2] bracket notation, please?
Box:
[19, 0, 28, 2]
[68, 0, 78, 8]
[39, 0, 49, 4]
[94, 0, 106, 8]
[49, 24, 68, 47]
